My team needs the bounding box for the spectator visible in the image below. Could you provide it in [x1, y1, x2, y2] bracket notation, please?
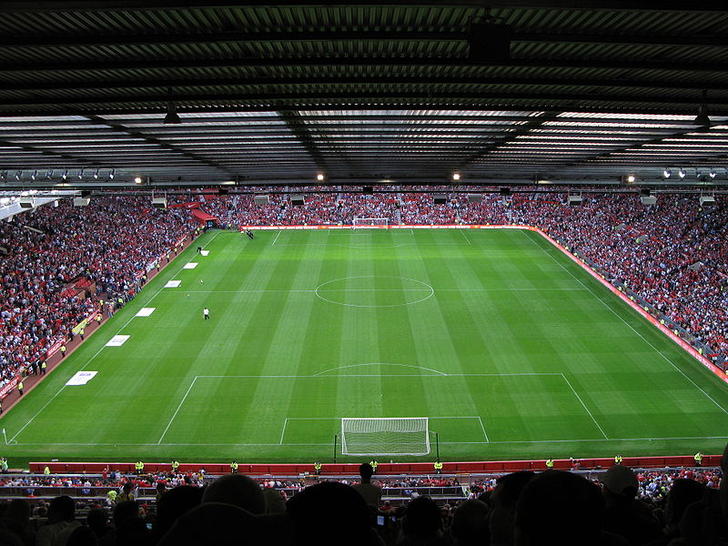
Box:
[489, 471, 535, 546]
[451, 499, 490, 546]
[353, 463, 383, 508]
[600, 464, 661, 545]
[287, 481, 378, 546]
[201, 474, 265, 515]
[35, 496, 80, 546]
[514, 470, 609, 546]
[399, 495, 449, 546]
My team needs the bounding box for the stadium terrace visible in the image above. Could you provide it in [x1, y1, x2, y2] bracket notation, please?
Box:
[1, 2, 728, 544]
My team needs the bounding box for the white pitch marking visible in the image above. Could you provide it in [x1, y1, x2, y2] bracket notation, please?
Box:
[65, 371, 98, 386]
[195, 372, 564, 379]
[183, 262, 198, 269]
[200, 250, 210, 256]
[279, 418, 288, 444]
[7, 230, 223, 444]
[477, 416, 490, 443]
[560, 373, 609, 440]
[525, 231, 728, 417]
[313, 362, 448, 377]
[105, 335, 130, 347]
[164, 280, 182, 288]
[272, 230, 282, 246]
[11, 435, 728, 447]
[459, 229, 472, 245]
[158, 377, 199, 444]
[135, 307, 156, 317]
[176, 287, 586, 294]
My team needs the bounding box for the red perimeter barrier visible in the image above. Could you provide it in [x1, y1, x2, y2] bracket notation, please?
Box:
[29, 455, 721, 476]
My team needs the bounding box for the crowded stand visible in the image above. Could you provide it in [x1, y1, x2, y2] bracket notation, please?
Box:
[0, 457, 723, 545]
[196, 188, 727, 362]
[0, 188, 724, 405]
[0, 197, 192, 392]
[0, 188, 725, 544]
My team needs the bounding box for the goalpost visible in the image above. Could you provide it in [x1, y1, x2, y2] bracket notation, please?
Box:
[352, 217, 389, 229]
[340, 417, 430, 456]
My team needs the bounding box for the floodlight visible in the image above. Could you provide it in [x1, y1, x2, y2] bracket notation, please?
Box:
[78, 169, 84, 179]
[31, 170, 37, 181]
[662, 168, 671, 179]
[15, 171, 21, 181]
[109, 169, 115, 180]
[316, 173, 325, 182]
[678, 168, 686, 179]
[452, 172, 461, 181]
[625, 174, 636, 184]
[134, 176, 143, 184]
[93, 169, 99, 179]
[709, 169, 717, 179]
[62, 170, 68, 180]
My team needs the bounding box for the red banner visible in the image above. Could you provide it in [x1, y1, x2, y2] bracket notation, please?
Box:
[0, 377, 19, 398]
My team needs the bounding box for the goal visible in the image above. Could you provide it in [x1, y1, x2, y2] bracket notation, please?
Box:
[352, 217, 388, 229]
[340, 417, 430, 456]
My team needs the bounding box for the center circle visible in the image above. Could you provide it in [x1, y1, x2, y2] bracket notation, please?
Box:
[315, 275, 434, 308]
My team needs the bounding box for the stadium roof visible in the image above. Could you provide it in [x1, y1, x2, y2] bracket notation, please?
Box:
[0, 1, 727, 188]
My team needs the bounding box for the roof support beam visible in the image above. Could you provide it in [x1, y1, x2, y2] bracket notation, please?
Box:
[2, 74, 726, 93]
[1, 58, 727, 75]
[0, 90, 720, 112]
[0, 140, 103, 168]
[277, 111, 330, 173]
[82, 115, 235, 178]
[1, 30, 726, 48]
[0, 1, 726, 12]
[458, 112, 562, 170]
[548, 127, 712, 170]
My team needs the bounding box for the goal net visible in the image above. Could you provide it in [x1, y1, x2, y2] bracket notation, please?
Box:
[352, 217, 388, 229]
[340, 417, 430, 456]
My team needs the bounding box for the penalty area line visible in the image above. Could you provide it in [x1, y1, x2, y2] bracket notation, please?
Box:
[524, 231, 728, 417]
[157, 377, 199, 444]
[279, 418, 288, 445]
[560, 373, 608, 440]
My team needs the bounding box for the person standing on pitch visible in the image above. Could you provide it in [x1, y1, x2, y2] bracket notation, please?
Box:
[203, 307, 210, 320]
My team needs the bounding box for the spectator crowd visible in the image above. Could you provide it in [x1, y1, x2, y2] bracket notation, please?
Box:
[0, 197, 192, 389]
[195, 187, 727, 361]
[0, 452, 724, 545]
[1, 188, 724, 402]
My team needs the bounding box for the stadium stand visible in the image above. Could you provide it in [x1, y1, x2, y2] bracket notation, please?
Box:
[0, 456, 723, 545]
[192, 188, 727, 364]
[0, 197, 194, 408]
[1, 189, 724, 415]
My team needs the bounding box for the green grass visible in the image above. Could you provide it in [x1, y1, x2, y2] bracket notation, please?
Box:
[2, 228, 727, 465]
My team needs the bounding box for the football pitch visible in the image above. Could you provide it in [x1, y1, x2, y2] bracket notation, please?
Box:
[3, 228, 728, 464]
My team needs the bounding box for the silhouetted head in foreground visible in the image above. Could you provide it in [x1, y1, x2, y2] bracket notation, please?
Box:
[202, 474, 265, 515]
[515, 470, 604, 546]
[288, 481, 373, 546]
